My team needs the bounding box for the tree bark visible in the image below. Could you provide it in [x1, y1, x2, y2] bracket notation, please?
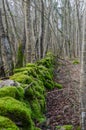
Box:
[0, 9, 13, 76]
[24, 0, 31, 63]
[80, 3, 86, 129]
[40, 0, 45, 58]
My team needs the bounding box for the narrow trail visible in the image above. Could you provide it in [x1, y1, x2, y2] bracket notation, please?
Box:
[44, 59, 80, 130]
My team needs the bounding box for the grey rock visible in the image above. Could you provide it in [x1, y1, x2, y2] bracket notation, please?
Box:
[0, 79, 20, 88]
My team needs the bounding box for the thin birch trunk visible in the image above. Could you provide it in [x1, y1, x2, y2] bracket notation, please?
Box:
[24, 0, 31, 63]
[80, 2, 86, 129]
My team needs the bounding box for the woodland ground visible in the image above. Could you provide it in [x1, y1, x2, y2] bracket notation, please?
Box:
[42, 58, 80, 130]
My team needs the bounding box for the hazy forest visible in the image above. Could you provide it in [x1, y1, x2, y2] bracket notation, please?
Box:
[0, 0, 86, 130]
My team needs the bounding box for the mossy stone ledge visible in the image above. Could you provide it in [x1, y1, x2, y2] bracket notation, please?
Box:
[0, 97, 34, 129]
[0, 86, 24, 100]
[0, 52, 62, 130]
[0, 116, 19, 130]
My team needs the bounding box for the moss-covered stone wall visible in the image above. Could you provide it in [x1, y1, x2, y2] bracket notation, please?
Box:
[0, 53, 61, 130]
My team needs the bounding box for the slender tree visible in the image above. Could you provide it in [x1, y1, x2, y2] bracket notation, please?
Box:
[80, 1, 86, 129]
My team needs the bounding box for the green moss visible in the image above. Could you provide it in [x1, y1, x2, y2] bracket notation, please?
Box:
[35, 91, 45, 100]
[37, 65, 48, 71]
[0, 97, 34, 129]
[22, 79, 45, 100]
[0, 86, 24, 100]
[0, 126, 18, 129]
[72, 59, 80, 64]
[16, 43, 24, 68]
[44, 80, 54, 90]
[22, 80, 46, 113]
[56, 126, 61, 129]
[76, 126, 81, 130]
[62, 125, 73, 130]
[12, 53, 55, 90]
[26, 63, 37, 68]
[54, 82, 63, 89]
[24, 87, 34, 100]
[37, 66, 53, 80]
[34, 66, 54, 90]
[25, 87, 45, 101]
[37, 52, 54, 69]
[37, 57, 52, 68]
[56, 125, 73, 130]
[30, 99, 45, 123]
[0, 116, 19, 130]
[10, 73, 33, 84]
[14, 67, 31, 73]
[33, 80, 45, 94]
[46, 52, 54, 56]
[14, 67, 38, 78]
[39, 99, 46, 112]
[10, 53, 54, 128]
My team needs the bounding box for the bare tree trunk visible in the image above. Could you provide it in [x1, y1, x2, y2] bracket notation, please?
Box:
[0, 9, 13, 76]
[40, 0, 45, 58]
[24, 0, 31, 63]
[43, 0, 52, 56]
[80, 3, 86, 129]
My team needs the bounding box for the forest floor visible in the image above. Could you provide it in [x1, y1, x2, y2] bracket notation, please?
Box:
[42, 58, 80, 130]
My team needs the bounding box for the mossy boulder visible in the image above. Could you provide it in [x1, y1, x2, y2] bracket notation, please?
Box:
[35, 66, 54, 90]
[30, 99, 46, 123]
[22, 79, 45, 100]
[37, 65, 53, 79]
[24, 86, 45, 101]
[11, 53, 55, 91]
[0, 86, 24, 100]
[37, 53, 54, 68]
[0, 116, 19, 130]
[0, 97, 34, 129]
[14, 67, 38, 78]
[22, 80, 46, 113]
[37, 58, 51, 68]
[10, 73, 33, 84]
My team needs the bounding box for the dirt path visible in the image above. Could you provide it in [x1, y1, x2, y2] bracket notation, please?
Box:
[44, 59, 80, 130]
